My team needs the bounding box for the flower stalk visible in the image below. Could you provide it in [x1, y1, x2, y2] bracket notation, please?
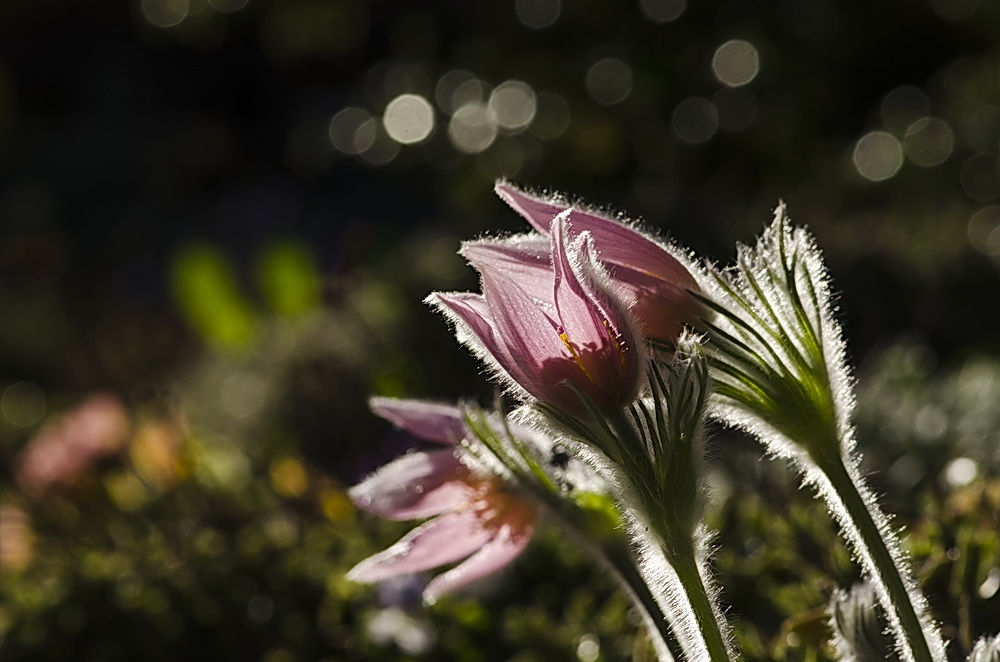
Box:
[816, 453, 937, 662]
[537, 341, 733, 662]
[694, 206, 945, 662]
[460, 405, 686, 662]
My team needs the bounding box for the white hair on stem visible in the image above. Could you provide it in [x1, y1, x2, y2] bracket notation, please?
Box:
[693, 204, 945, 662]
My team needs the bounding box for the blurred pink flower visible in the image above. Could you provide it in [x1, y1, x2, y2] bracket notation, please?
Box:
[348, 398, 538, 602]
[16, 393, 130, 496]
[430, 214, 643, 414]
[494, 181, 704, 344]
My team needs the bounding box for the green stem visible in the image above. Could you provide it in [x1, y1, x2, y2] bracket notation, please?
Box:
[604, 536, 687, 662]
[605, 409, 731, 662]
[667, 543, 732, 662]
[817, 454, 941, 662]
[542, 494, 684, 662]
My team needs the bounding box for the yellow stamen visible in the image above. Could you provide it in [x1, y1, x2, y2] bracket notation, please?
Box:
[560, 332, 596, 384]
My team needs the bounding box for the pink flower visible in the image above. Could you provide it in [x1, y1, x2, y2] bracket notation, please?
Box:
[16, 393, 130, 496]
[348, 398, 538, 602]
[493, 181, 704, 344]
[430, 214, 643, 414]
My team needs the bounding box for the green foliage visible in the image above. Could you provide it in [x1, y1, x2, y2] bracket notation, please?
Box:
[257, 241, 322, 318]
[171, 244, 256, 351]
[5, 338, 999, 660]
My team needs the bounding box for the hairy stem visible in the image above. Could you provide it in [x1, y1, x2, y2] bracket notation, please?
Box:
[542, 492, 684, 661]
[666, 543, 731, 662]
[814, 453, 943, 662]
[605, 410, 732, 662]
[604, 536, 687, 662]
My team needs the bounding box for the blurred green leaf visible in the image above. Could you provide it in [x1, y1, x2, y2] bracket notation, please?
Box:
[171, 244, 255, 350]
[257, 241, 322, 318]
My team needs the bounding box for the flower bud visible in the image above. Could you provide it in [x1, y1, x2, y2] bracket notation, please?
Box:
[431, 214, 643, 414]
[495, 181, 705, 344]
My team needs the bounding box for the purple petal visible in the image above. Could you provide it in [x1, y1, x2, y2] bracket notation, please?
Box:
[349, 449, 474, 520]
[460, 234, 554, 307]
[347, 509, 495, 584]
[564, 208, 695, 287]
[562, 214, 701, 342]
[428, 291, 519, 374]
[551, 215, 609, 349]
[427, 292, 498, 350]
[495, 181, 569, 234]
[551, 216, 641, 403]
[369, 397, 466, 445]
[477, 269, 570, 396]
[496, 181, 695, 296]
[423, 522, 535, 601]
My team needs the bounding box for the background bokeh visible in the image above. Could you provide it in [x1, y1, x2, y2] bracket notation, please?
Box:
[1, 0, 999, 660]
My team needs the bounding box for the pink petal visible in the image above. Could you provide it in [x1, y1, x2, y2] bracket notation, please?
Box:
[369, 397, 466, 445]
[551, 215, 609, 350]
[563, 215, 701, 342]
[564, 208, 695, 288]
[477, 269, 570, 394]
[428, 291, 519, 375]
[569, 228, 640, 355]
[549, 216, 642, 406]
[495, 181, 569, 234]
[495, 183, 702, 344]
[496, 181, 695, 294]
[349, 449, 475, 520]
[427, 292, 498, 351]
[423, 522, 536, 601]
[460, 234, 554, 307]
[347, 509, 495, 584]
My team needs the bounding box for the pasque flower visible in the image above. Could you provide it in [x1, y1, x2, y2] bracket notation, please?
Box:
[429, 213, 643, 414]
[348, 398, 538, 602]
[492, 181, 704, 344]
